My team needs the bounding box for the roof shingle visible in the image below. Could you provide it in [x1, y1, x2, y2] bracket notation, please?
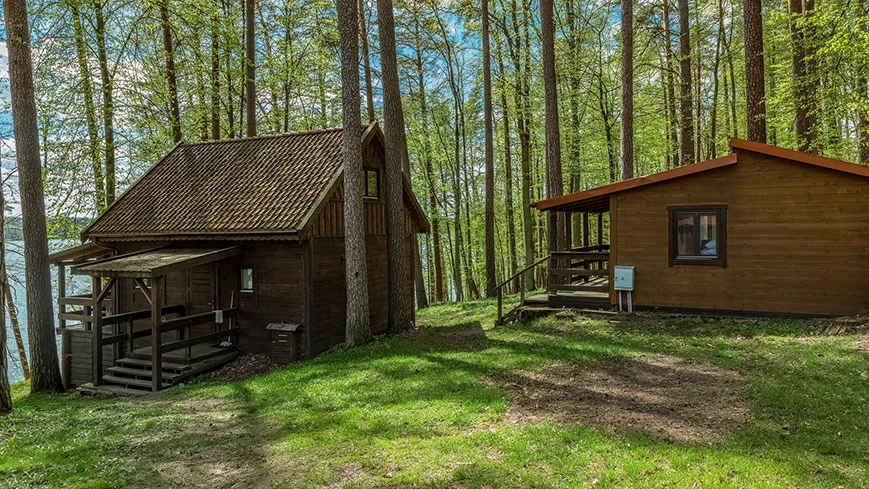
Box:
[84, 128, 348, 239]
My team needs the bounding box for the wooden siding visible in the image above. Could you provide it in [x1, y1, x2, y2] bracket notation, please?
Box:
[610, 150, 869, 315]
[64, 329, 115, 387]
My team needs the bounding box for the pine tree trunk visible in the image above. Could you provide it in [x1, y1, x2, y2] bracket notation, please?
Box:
[0, 179, 10, 413]
[677, 0, 695, 165]
[495, 31, 518, 292]
[245, 0, 256, 136]
[160, 0, 182, 143]
[210, 7, 221, 140]
[540, 0, 566, 279]
[414, 22, 444, 302]
[4, 0, 64, 393]
[378, 0, 412, 329]
[336, 0, 372, 346]
[359, 0, 376, 122]
[789, 0, 815, 151]
[620, 0, 634, 180]
[93, 0, 115, 204]
[860, 76, 869, 164]
[709, 0, 724, 158]
[3, 246, 28, 379]
[744, 0, 767, 143]
[662, 0, 679, 167]
[69, 0, 105, 212]
[482, 0, 496, 297]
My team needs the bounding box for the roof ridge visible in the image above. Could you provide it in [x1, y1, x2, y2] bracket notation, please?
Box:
[180, 127, 345, 147]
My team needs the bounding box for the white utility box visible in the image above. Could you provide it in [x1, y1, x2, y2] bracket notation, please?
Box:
[613, 266, 635, 291]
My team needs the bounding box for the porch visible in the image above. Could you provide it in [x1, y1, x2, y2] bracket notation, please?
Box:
[51, 245, 244, 392]
[497, 209, 613, 325]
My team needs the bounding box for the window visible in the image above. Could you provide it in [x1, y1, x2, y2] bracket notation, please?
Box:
[668, 205, 727, 267]
[364, 169, 379, 199]
[240, 266, 255, 294]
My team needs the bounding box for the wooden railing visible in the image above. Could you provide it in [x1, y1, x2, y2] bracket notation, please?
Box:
[549, 250, 610, 294]
[496, 255, 551, 326]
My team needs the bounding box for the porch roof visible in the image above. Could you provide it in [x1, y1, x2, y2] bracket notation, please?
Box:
[48, 242, 112, 265]
[532, 154, 739, 213]
[70, 246, 242, 278]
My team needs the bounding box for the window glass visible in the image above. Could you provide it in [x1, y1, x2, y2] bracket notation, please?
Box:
[240, 267, 254, 293]
[669, 206, 726, 266]
[364, 169, 379, 198]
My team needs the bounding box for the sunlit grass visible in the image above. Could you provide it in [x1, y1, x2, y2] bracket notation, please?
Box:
[1, 300, 866, 488]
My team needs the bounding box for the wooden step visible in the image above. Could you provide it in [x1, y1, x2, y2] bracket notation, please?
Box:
[106, 366, 182, 381]
[102, 374, 171, 390]
[115, 357, 188, 372]
[78, 382, 149, 396]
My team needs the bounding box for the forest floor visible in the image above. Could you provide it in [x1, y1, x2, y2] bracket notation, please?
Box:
[1, 299, 867, 488]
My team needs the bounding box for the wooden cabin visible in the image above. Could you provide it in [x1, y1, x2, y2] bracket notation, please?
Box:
[499, 138, 868, 322]
[50, 123, 429, 392]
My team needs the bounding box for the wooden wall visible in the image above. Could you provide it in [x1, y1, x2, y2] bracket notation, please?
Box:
[610, 150, 869, 315]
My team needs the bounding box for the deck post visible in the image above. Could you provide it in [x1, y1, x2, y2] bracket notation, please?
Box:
[151, 275, 164, 392]
[58, 264, 66, 329]
[582, 212, 589, 248]
[92, 276, 103, 386]
[497, 288, 503, 325]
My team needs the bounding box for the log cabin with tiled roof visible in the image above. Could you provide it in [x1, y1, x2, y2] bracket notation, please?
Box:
[49, 122, 429, 393]
[497, 138, 868, 324]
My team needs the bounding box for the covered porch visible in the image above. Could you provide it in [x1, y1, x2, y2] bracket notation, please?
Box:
[51, 245, 243, 392]
[497, 193, 613, 324]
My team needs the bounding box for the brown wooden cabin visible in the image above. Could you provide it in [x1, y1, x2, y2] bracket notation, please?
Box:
[50, 122, 429, 392]
[498, 138, 868, 322]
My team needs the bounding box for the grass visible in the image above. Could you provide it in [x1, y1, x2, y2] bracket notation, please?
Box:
[1, 299, 867, 488]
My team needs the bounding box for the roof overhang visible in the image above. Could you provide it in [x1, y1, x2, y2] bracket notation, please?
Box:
[71, 246, 242, 278]
[49, 242, 112, 265]
[532, 154, 739, 213]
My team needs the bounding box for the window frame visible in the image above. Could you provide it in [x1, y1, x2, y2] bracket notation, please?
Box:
[363, 168, 380, 200]
[239, 265, 256, 295]
[667, 204, 728, 267]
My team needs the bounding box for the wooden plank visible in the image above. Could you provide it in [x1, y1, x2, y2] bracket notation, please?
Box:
[550, 268, 610, 277]
[159, 329, 238, 355]
[552, 284, 610, 293]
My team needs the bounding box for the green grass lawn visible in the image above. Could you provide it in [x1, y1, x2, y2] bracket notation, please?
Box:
[1, 300, 867, 488]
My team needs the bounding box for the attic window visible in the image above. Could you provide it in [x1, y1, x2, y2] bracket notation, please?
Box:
[364, 169, 379, 199]
[668, 205, 727, 267]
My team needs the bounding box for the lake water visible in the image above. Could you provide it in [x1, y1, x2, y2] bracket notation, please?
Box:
[5, 240, 89, 384]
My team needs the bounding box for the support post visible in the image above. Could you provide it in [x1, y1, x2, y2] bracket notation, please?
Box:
[582, 212, 590, 248]
[58, 264, 66, 329]
[92, 276, 103, 386]
[597, 212, 604, 247]
[151, 275, 164, 392]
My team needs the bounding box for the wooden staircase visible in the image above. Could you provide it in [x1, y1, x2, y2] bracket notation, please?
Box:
[79, 346, 239, 394]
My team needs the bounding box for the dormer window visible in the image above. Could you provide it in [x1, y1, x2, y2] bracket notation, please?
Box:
[364, 169, 379, 199]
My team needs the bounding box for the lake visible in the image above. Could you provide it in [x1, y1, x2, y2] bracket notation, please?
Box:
[5, 240, 89, 384]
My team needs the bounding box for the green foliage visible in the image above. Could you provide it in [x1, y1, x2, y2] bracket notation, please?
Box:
[1, 302, 867, 487]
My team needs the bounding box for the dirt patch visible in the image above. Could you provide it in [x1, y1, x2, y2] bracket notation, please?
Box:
[207, 353, 278, 382]
[855, 336, 869, 354]
[501, 356, 747, 443]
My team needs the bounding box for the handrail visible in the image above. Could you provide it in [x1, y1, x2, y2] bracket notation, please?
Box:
[496, 254, 550, 290]
[496, 254, 551, 326]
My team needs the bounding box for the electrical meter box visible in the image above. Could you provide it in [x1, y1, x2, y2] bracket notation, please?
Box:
[613, 266, 635, 291]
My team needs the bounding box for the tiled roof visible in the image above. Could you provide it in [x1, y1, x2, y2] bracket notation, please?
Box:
[84, 128, 350, 239]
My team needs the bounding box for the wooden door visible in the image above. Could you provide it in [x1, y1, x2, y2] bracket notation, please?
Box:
[188, 265, 217, 337]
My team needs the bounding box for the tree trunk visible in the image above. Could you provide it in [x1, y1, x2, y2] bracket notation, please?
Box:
[662, 0, 679, 167]
[495, 29, 518, 291]
[709, 0, 724, 158]
[68, 0, 105, 212]
[677, 0, 695, 165]
[789, 0, 815, 151]
[743, 0, 767, 142]
[482, 0, 496, 297]
[0, 179, 10, 413]
[211, 7, 221, 140]
[159, 0, 182, 143]
[4, 0, 64, 393]
[540, 0, 566, 272]
[336, 0, 372, 346]
[93, 0, 115, 204]
[245, 0, 256, 136]
[378, 0, 412, 329]
[620, 0, 634, 180]
[359, 0, 376, 122]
